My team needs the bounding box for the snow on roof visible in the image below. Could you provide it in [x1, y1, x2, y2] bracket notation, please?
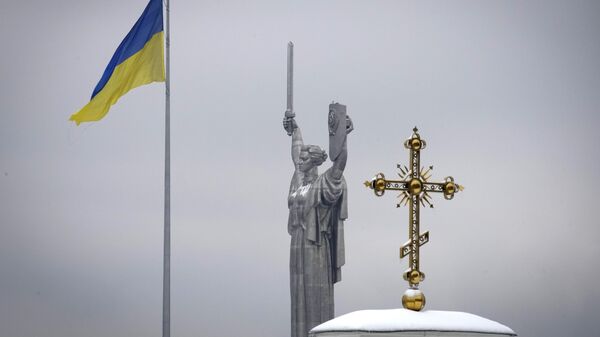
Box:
[310, 309, 516, 336]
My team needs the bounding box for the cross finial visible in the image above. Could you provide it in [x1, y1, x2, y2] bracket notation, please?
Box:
[365, 128, 462, 311]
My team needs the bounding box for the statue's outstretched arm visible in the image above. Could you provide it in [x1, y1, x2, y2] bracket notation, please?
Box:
[284, 116, 303, 194]
[283, 116, 302, 167]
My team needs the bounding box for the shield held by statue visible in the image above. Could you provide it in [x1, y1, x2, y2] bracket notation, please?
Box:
[328, 102, 347, 162]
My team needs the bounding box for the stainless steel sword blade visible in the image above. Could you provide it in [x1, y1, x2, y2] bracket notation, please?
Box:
[285, 41, 295, 135]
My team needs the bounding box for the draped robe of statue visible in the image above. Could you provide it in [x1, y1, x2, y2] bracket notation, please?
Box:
[288, 166, 348, 337]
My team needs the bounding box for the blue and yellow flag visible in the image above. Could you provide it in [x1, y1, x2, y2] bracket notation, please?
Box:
[70, 0, 165, 125]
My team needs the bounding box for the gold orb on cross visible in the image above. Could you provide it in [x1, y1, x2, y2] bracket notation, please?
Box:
[408, 178, 422, 195]
[410, 138, 422, 151]
[402, 288, 426, 311]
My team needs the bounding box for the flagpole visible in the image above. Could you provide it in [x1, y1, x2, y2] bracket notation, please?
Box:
[163, 0, 171, 336]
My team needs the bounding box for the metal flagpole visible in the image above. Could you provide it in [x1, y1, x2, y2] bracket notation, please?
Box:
[163, 0, 171, 336]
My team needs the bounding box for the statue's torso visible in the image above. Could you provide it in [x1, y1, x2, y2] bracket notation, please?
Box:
[288, 183, 312, 231]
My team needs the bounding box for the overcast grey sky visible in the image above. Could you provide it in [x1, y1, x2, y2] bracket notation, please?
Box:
[1, 1, 599, 337]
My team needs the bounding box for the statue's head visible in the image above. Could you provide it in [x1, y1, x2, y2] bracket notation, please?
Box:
[299, 145, 327, 174]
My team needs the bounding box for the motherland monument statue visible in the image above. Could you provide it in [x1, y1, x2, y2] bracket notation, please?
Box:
[283, 42, 353, 337]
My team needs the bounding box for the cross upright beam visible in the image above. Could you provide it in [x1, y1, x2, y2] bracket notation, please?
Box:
[365, 127, 463, 311]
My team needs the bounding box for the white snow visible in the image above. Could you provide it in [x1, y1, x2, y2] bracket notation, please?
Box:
[310, 309, 515, 335]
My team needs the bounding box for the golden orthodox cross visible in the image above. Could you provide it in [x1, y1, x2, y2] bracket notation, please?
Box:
[365, 127, 463, 311]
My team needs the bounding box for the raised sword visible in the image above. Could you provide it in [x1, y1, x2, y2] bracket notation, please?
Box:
[285, 41, 295, 135]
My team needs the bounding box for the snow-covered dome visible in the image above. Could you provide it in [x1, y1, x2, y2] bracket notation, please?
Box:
[310, 309, 516, 337]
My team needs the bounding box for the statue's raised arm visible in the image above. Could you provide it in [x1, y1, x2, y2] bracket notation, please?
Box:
[283, 116, 301, 165]
[283, 115, 304, 194]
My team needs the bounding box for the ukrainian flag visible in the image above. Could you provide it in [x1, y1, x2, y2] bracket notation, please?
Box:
[70, 0, 165, 125]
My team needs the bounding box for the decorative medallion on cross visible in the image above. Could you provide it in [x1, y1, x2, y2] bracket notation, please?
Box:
[364, 127, 463, 311]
